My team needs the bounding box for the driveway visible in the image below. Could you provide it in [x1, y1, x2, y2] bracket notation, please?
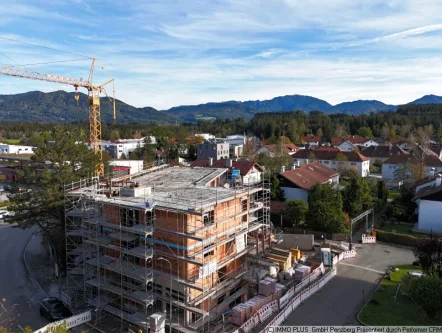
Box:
[0, 226, 48, 331]
[283, 243, 415, 325]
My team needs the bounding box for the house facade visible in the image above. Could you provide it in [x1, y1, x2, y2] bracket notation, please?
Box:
[412, 175, 442, 233]
[337, 140, 357, 152]
[0, 143, 35, 154]
[197, 141, 230, 160]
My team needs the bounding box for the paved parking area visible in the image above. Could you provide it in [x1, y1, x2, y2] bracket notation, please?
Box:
[283, 243, 415, 325]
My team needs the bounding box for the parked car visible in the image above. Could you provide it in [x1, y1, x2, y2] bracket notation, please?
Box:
[39, 298, 72, 322]
[0, 210, 10, 219]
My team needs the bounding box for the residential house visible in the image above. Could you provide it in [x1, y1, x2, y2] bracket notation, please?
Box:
[191, 158, 263, 185]
[387, 138, 411, 151]
[382, 153, 442, 182]
[429, 144, 442, 158]
[331, 135, 366, 147]
[0, 143, 35, 154]
[301, 136, 320, 148]
[256, 144, 299, 156]
[292, 149, 370, 177]
[278, 161, 340, 201]
[361, 139, 379, 148]
[337, 140, 358, 152]
[197, 139, 230, 160]
[361, 145, 409, 164]
[100, 137, 156, 159]
[412, 175, 442, 233]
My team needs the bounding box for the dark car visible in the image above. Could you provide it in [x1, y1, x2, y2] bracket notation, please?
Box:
[39, 298, 72, 322]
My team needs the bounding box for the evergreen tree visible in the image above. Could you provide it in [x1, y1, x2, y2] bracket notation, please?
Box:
[343, 173, 373, 217]
[284, 199, 308, 228]
[307, 183, 346, 233]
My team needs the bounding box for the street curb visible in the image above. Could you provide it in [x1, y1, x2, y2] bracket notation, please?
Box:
[356, 269, 388, 326]
[23, 232, 49, 298]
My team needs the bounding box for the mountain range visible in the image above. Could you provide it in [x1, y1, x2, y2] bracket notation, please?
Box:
[0, 90, 441, 123]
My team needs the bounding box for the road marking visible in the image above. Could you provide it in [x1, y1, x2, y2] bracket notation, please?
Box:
[338, 262, 385, 274]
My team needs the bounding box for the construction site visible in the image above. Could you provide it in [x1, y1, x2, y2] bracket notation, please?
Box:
[63, 164, 277, 333]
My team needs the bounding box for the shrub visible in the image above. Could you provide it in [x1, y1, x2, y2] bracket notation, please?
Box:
[385, 203, 394, 218]
[376, 230, 421, 247]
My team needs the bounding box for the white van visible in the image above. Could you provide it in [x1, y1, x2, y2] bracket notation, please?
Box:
[0, 210, 10, 219]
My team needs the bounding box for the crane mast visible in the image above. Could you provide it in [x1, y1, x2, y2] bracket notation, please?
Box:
[0, 59, 116, 176]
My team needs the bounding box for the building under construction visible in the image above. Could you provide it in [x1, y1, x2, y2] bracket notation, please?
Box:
[64, 164, 271, 333]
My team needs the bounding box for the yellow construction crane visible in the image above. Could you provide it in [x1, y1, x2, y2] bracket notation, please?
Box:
[0, 58, 116, 176]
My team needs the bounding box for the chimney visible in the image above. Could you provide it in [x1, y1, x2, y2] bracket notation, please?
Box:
[430, 167, 436, 178]
[226, 159, 232, 168]
[296, 161, 300, 167]
[291, 163, 296, 170]
[208, 157, 213, 167]
[280, 166, 285, 173]
[389, 144, 392, 151]
[436, 174, 442, 187]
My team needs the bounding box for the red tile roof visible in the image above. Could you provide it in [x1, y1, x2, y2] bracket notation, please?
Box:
[315, 146, 342, 152]
[361, 145, 409, 158]
[301, 136, 321, 143]
[190, 159, 263, 175]
[279, 161, 339, 190]
[263, 144, 299, 154]
[331, 135, 366, 146]
[292, 149, 369, 162]
[383, 154, 442, 167]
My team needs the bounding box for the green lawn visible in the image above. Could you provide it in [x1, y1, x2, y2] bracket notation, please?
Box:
[389, 191, 401, 200]
[359, 265, 442, 325]
[1, 139, 21, 144]
[381, 224, 414, 235]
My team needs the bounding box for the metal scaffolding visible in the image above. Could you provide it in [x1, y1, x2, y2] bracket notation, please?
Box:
[64, 165, 271, 333]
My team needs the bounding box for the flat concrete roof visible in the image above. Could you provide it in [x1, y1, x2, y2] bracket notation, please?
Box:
[71, 166, 256, 213]
[132, 166, 227, 187]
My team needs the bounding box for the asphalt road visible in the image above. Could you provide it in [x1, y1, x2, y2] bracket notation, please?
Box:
[0, 225, 48, 331]
[284, 243, 415, 325]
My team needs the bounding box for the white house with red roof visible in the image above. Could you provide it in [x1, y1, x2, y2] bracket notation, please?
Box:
[292, 149, 370, 177]
[278, 161, 340, 201]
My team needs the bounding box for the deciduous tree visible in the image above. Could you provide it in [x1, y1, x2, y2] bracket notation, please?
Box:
[408, 276, 442, 319]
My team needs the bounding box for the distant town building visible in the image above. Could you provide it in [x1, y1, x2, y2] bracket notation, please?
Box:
[0, 143, 34, 154]
[100, 137, 156, 159]
[256, 144, 299, 157]
[197, 139, 230, 160]
[278, 161, 340, 201]
[194, 133, 215, 141]
[331, 135, 367, 147]
[109, 160, 144, 175]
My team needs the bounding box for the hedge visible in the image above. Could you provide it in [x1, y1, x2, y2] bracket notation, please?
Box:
[0, 202, 9, 208]
[376, 229, 422, 247]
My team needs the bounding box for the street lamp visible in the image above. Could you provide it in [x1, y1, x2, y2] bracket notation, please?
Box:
[158, 257, 172, 333]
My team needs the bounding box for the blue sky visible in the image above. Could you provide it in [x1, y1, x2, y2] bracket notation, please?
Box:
[2, 0, 442, 109]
